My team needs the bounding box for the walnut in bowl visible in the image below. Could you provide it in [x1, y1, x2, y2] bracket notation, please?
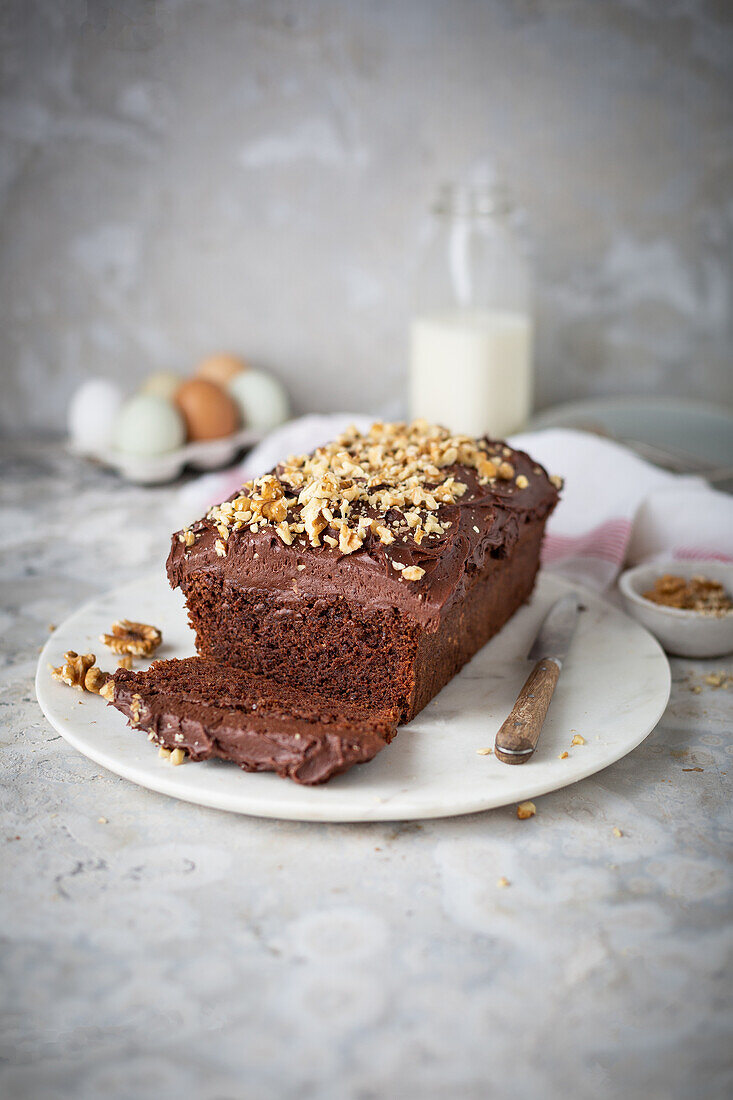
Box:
[619, 559, 733, 658]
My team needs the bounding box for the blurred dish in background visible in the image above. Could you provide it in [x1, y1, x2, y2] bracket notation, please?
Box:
[529, 397, 733, 488]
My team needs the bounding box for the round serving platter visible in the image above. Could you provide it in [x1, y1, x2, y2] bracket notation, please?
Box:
[35, 572, 670, 823]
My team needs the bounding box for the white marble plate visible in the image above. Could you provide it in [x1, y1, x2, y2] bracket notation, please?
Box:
[35, 572, 670, 822]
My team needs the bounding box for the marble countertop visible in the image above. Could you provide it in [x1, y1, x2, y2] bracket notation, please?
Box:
[1, 441, 731, 1100]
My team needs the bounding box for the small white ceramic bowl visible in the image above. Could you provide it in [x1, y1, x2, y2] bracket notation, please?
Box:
[618, 559, 733, 658]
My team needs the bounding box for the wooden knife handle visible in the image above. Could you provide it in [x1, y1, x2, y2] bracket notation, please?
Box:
[494, 659, 561, 765]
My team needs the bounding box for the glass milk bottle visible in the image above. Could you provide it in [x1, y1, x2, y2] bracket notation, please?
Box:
[409, 181, 533, 439]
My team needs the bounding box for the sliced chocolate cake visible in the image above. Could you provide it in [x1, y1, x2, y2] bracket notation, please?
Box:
[111, 658, 398, 785]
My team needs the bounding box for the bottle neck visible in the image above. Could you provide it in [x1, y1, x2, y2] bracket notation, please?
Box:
[433, 182, 514, 224]
[416, 183, 529, 315]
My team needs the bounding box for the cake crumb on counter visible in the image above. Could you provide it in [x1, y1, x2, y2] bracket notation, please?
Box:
[702, 671, 732, 689]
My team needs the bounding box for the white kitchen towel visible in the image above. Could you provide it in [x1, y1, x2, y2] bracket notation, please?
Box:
[510, 428, 733, 588]
[177, 417, 733, 591]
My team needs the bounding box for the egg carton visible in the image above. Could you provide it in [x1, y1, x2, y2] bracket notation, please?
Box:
[70, 426, 265, 485]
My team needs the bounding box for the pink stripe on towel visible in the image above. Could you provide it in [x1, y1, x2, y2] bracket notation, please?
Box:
[542, 518, 632, 566]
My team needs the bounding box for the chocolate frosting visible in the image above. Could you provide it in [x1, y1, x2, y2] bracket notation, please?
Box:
[112, 659, 397, 784]
[167, 439, 559, 630]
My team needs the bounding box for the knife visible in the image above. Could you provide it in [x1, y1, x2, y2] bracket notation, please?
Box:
[494, 592, 581, 765]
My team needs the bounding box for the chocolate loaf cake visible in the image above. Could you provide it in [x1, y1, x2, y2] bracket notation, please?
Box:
[167, 420, 560, 723]
[112, 658, 398, 784]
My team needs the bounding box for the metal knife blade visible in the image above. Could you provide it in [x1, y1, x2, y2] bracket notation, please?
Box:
[527, 592, 581, 666]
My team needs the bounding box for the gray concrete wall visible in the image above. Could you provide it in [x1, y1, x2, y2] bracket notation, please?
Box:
[1, 0, 731, 435]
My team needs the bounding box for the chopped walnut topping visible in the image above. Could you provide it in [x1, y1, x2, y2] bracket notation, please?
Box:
[497, 876, 510, 888]
[214, 539, 226, 558]
[338, 523, 363, 555]
[275, 522, 294, 546]
[476, 456, 498, 480]
[402, 565, 425, 582]
[201, 421, 540, 559]
[516, 800, 536, 820]
[170, 747, 186, 766]
[373, 522, 395, 545]
[100, 620, 162, 657]
[558, 751, 569, 760]
[476, 747, 493, 755]
[178, 528, 196, 548]
[571, 734, 586, 746]
[612, 827, 623, 838]
[550, 474, 564, 490]
[130, 693, 142, 726]
[424, 514, 444, 536]
[515, 474, 529, 489]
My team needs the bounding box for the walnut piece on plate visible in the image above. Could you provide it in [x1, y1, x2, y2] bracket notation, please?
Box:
[50, 651, 112, 695]
[100, 619, 162, 657]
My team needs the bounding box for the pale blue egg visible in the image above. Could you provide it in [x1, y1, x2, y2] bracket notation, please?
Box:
[228, 369, 289, 432]
[114, 394, 186, 456]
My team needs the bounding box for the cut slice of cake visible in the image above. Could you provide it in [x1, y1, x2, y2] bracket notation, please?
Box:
[111, 658, 398, 785]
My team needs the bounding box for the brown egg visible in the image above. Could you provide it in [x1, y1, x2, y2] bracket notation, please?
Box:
[174, 378, 240, 441]
[195, 352, 248, 387]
